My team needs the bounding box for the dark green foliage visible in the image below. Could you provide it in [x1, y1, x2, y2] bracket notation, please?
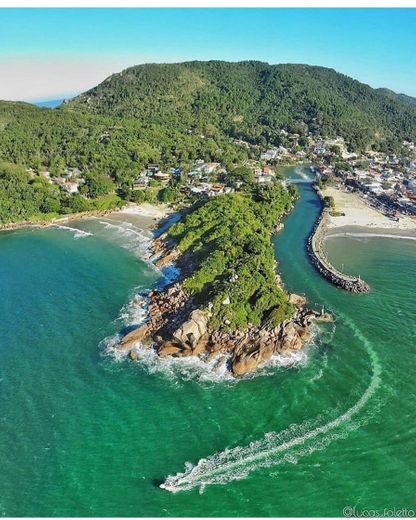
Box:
[84, 173, 115, 198]
[0, 161, 121, 224]
[68, 61, 416, 151]
[158, 186, 179, 203]
[0, 61, 415, 224]
[228, 165, 255, 186]
[323, 195, 335, 209]
[167, 183, 296, 331]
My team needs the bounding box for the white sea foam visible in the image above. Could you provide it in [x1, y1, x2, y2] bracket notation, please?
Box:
[101, 290, 315, 384]
[52, 224, 93, 239]
[287, 167, 314, 184]
[326, 232, 416, 242]
[160, 317, 381, 493]
[97, 219, 153, 258]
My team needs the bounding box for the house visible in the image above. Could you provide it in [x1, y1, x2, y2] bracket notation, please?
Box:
[260, 149, 278, 161]
[133, 176, 149, 189]
[62, 167, 81, 179]
[257, 174, 274, 184]
[262, 166, 275, 176]
[61, 181, 79, 194]
[314, 143, 326, 155]
[147, 164, 160, 175]
[153, 172, 171, 182]
[288, 134, 300, 147]
[203, 162, 220, 174]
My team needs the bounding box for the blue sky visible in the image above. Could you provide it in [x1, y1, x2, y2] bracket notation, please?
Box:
[0, 8, 415, 101]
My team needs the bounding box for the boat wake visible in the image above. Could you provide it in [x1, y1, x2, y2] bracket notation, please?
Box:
[287, 167, 314, 184]
[160, 317, 381, 493]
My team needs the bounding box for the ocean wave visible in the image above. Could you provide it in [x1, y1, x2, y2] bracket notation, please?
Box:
[97, 219, 153, 258]
[160, 317, 381, 493]
[51, 224, 93, 239]
[326, 232, 416, 242]
[100, 283, 319, 384]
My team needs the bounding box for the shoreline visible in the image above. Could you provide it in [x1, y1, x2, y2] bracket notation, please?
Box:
[0, 202, 174, 236]
[322, 185, 416, 233]
[325, 225, 416, 241]
[307, 195, 370, 293]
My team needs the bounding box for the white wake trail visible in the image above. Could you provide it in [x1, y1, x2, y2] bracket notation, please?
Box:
[161, 318, 381, 493]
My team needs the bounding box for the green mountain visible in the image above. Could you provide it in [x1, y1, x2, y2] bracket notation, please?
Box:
[376, 87, 416, 108]
[67, 61, 416, 150]
[1, 61, 416, 185]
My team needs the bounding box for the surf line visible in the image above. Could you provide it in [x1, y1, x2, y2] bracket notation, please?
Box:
[160, 316, 381, 493]
[326, 232, 416, 242]
[51, 224, 92, 237]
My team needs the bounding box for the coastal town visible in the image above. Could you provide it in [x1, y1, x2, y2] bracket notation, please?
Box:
[25, 130, 416, 226]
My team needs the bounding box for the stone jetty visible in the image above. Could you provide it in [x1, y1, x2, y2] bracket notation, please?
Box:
[308, 194, 370, 293]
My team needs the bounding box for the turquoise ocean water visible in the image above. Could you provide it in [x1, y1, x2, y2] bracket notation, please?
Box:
[0, 167, 415, 516]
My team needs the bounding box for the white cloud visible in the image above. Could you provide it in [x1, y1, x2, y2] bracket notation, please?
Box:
[0, 54, 150, 102]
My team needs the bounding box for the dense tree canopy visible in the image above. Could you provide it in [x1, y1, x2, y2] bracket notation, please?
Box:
[167, 183, 297, 331]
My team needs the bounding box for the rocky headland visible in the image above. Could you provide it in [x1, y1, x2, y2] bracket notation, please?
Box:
[117, 233, 332, 377]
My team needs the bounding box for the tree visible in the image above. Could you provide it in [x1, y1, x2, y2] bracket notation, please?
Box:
[158, 187, 179, 203]
[84, 173, 115, 198]
[228, 165, 254, 185]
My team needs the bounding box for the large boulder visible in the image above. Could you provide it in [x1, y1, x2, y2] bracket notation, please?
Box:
[288, 293, 307, 307]
[158, 342, 183, 357]
[280, 322, 303, 351]
[232, 340, 276, 376]
[232, 352, 260, 376]
[172, 310, 208, 348]
[119, 323, 151, 351]
[155, 250, 179, 268]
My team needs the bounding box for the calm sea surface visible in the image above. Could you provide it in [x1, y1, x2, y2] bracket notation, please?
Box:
[0, 167, 415, 516]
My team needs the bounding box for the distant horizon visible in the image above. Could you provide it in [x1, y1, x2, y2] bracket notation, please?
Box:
[0, 8, 415, 101]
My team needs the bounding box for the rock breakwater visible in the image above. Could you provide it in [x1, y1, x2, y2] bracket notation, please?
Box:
[308, 190, 370, 293]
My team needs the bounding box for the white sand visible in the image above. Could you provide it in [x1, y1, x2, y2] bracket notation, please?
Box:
[106, 203, 173, 231]
[118, 202, 172, 219]
[322, 187, 416, 232]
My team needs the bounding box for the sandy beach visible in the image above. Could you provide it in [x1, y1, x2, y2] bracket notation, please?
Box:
[0, 202, 174, 235]
[322, 186, 416, 237]
[92, 202, 173, 232]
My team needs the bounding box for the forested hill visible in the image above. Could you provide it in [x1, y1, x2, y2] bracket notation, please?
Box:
[376, 88, 416, 108]
[66, 61, 416, 150]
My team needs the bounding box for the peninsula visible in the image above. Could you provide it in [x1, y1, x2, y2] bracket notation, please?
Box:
[117, 184, 331, 376]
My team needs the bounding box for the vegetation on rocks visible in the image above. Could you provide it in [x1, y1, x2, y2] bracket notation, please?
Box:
[166, 182, 298, 330]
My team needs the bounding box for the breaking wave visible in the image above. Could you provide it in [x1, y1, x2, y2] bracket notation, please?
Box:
[160, 316, 381, 493]
[51, 224, 93, 239]
[100, 285, 318, 384]
[326, 232, 416, 242]
[97, 219, 153, 258]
